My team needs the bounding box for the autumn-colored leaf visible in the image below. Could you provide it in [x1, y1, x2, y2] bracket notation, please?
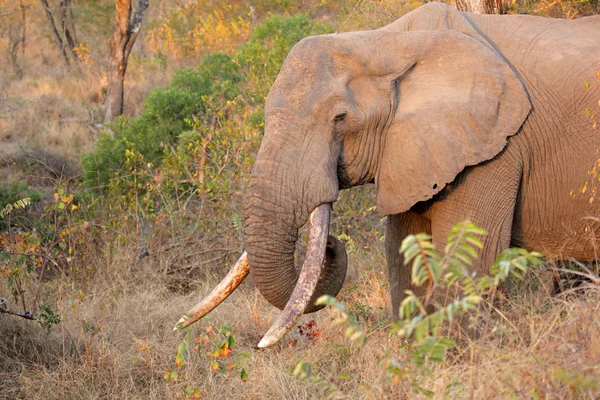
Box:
[240, 368, 249, 382]
[219, 342, 232, 358]
[176, 342, 186, 367]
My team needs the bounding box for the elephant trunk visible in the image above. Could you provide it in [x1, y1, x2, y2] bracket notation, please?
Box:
[174, 110, 347, 347]
[174, 165, 347, 348]
[243, 175, 347, 314]
[242, 177, 299, 310]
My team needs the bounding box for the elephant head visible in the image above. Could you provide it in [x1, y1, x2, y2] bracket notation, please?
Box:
[176, 24, 531, 347]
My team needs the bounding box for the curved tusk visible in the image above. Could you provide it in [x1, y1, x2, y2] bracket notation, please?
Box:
[174, 251, 249, 331]
[257, 203, 331, 348]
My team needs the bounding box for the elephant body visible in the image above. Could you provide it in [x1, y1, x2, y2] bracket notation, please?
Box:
[383, 4, 600, 314]
[241, 3, 600, 322]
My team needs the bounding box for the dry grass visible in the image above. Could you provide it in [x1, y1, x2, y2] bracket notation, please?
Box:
[1, 1, 599, 399]
[1, 240, 599, 399]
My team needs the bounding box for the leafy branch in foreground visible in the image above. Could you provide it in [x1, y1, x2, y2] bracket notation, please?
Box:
[0, 197, 31, 219]
[0, 195, 65, 331]
[294, 221, 543, 398]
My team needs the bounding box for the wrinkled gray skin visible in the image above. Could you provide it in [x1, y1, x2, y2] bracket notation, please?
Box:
[243, 3, 600, 318]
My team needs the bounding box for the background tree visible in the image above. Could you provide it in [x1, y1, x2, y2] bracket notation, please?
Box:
[38, 0, 77, 65]
[59, 0, 77, 58]
[452, 0, 508, 14]
[1, 0, 30, 78]
[104, 0, 149, 123]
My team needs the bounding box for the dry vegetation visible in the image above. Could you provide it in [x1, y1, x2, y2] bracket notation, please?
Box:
[1, 0, 599, 399]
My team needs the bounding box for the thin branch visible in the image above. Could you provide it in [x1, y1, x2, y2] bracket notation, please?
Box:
[0, 252, 63, 269]
[167, 252, 236, 275]
[0, 298, 35, 320]
[547, 267, 600, 285]
[0, 96, 25, 118]
[0, 6, 30, 18]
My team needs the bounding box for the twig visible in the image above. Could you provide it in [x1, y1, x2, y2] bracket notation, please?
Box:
[167, 252, 237, 275]
[0, 298, 35, 320]
[336, 0, 363, 33]
[0, 6, 30, 18]
[0, 251, 63, 264]
[547, 266, 600, 285]
[0, 96, 25, 118]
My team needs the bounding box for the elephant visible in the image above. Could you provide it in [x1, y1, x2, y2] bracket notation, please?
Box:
[175, 3, 600, 347]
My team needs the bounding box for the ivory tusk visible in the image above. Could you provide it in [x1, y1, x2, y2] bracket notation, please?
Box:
[257, 203, 331, 348]
[173, 251, 249, 331]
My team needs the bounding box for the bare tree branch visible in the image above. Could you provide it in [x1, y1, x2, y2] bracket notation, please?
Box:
[0, 298, 35, 320]
[38, 0, 70, 65]
[0, 5, 30, 18]
[60, 0, 78, 60]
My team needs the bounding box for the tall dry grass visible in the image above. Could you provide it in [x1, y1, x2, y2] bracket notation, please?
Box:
[1, 236, 599, 399]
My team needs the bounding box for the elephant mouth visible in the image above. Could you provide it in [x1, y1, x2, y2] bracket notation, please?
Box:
[174, 203, 332, 348]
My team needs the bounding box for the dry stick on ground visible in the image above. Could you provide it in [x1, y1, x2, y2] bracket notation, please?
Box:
[166, 250, 237, 275]
[104, 0, 149, 123]
[0, 298, 34, 320]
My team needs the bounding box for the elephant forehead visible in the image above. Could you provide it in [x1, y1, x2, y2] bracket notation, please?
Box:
[269, 56, 333, 106]
[267, 72, 346, 118]
[267, 35, 364, 108]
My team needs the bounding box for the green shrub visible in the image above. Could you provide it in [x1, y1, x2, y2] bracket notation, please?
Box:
[82, 14, 331, 197]
[295, 221, 543, 399]
[81, 52, 241, 191]
[237, 14, 332, 103]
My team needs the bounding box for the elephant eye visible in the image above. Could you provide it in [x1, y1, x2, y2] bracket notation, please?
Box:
[334, 113, 347, 123]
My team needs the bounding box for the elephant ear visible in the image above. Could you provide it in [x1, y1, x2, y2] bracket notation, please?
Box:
[374, 30, 531, 215]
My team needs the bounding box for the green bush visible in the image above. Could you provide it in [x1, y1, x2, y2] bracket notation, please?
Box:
[237, 14, 331, 103]
[82, 14, 332, 197]
[295, 221, 543, 399]
[81, 52, 241, 191]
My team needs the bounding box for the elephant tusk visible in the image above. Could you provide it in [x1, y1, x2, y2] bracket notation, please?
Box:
[173, 251, 249, 331]
[257, 203, 331, 348]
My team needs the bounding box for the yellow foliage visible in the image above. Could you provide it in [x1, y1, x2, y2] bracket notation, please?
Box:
[147, 4, 252, 59]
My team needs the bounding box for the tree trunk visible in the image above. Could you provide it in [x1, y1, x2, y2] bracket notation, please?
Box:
[59, 0, 78, 60]
[20, 0, 26, 56]
[104, 0, 149, 123]
[38, 0, 70, 65]
[453, 0, 508, 14]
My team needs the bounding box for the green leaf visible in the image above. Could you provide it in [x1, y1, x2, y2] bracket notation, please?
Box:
[452, 250, 473, 266]
[315, 295, 335, 306]
[399, 235, 416, 253]
[463, 234, 484, 248]
[458, 242, 479, 258]
[240, 368, 249, 382]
